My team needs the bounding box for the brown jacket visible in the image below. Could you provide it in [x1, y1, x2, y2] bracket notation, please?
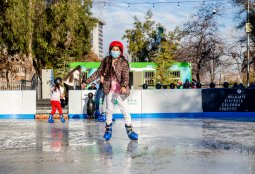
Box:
[85, 55, 130, 97]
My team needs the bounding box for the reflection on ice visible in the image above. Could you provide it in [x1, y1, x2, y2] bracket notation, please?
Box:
[201, 120, 255, 155]
[0, 119, 255, 174]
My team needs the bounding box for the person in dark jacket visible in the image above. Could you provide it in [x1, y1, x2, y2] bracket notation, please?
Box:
[88, 83, 97, 90]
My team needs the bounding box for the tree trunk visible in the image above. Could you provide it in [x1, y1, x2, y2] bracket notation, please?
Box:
[196, 63, 201, 82]
[196, 73, 200, 83]
[209, 59, 215, 83]
[209, 62, 213, 82]
[26, 0, 35, 81]
[5, 70, 9, 83]
[253, 61, 255, 83]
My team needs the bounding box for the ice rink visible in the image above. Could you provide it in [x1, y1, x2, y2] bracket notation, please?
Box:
[0, 118, 255, 174]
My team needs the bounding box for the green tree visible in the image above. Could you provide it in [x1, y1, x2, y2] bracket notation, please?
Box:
[0, 0, 29, 54]
[33, 0, 96, 75]
[0, 0, 34, 81]
[122, 10, 157, 62]
[123, 10, 183, 84]
[154, 28, 182, 84]
[0, 0, 96, 81]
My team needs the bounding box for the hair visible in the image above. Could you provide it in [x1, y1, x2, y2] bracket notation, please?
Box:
[53, 77, 62, 91]
[103, 55, 129, 79]
[54, 83, 60, 92]
[64, 65, 81, 83]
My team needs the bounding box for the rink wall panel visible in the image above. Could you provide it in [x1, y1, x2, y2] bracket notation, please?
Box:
[68, 89, 203, 118]
[0, 90, 36, 119]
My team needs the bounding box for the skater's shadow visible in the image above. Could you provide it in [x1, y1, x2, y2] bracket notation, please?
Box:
[127, 140, 138, 153]
[102, 141, 138, 155]
[127, 140, 139, 158]
[103, 142, 113, 155]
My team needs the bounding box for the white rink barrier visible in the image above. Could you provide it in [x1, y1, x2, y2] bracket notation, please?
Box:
[69, 89, 203, 119]
[0, 90, 36, 119]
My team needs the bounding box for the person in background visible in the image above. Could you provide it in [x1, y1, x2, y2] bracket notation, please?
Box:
[63, 65, 81, 105]
[176, 81, 183, 89]
[95, 82, 105, 118]
[88, 83, 97, 90]
[248, 82, 255, 88]
[48, 77, 65, 123]
[183, 79, 190, 89]
[191, 82, 196, 88]
[82, 41, 138, 141]
[238, 83, 245, 89]
[232, 82, 238, 88]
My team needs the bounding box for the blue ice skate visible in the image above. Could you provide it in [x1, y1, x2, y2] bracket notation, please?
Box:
[103, 123, 112, 141]
[125, 124, 138, 140]
[112, 115, 116, 121]
[48, 114, 54, 123]
[60, 114, 65, 123]
[98, 113, 106, 122]
[95, 110, 101, 118]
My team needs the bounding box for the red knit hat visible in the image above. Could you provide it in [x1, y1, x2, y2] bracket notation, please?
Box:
[109, 41, 124, 55]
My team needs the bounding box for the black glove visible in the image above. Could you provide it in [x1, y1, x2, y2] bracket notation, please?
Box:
[60, 99, 66, 108]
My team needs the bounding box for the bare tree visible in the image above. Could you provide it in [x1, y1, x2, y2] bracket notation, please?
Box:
[227, 42, 246, 83]
[231, 0, 255, 83]
[176, 3, 226, 83]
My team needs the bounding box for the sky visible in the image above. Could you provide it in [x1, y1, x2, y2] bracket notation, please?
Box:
[91, 0, 241, 57]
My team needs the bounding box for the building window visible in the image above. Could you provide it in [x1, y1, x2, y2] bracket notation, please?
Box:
[169, 71, 181, 82]
[170, 71, 180, 78]
[98, 28, 103, 33]
[82, 71, 88, 80]
[99, 37, 103, 42]
[144, 71, 155, 85]
[98, 24, 103, 29]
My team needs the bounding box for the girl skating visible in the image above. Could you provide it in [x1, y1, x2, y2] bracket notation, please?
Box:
[48, 77, 65, 123]
[83, 41, 138, 141]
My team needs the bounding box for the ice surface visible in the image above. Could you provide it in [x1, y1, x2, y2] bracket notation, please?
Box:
[0, 119, 255, 174]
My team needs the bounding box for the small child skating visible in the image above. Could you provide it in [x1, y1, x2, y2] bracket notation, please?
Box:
[48, 77, 65, 123]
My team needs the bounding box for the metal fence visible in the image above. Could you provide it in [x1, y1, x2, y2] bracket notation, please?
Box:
[0, 75, 42, 99]
[0, 82, 22, 90]
[0, 80, 32, 90]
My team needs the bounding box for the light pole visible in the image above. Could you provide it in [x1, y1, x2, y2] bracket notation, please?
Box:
[245, 0, 252, 86]
[240, 44, 246, 83]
